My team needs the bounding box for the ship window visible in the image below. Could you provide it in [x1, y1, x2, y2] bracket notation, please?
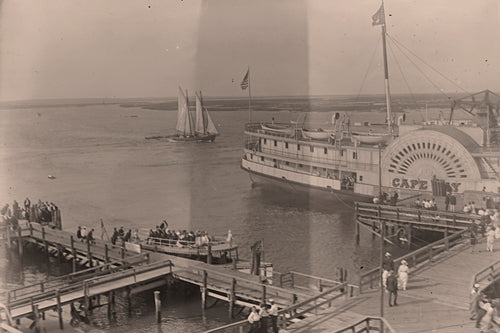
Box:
[341, 150, 344, 157]
[274, 140, 277, 147]
[250, 154, 253, 159]
[298, 144, 301, 151]
[285, 142, 289, 149]
[299, 164, 303, 167]
[286, 161, 289, 166]
[261, 156, 264, 162]
[310, 146, 314, 153]
[324, 148, 328, 154]
[353, 152, 357, 159]
[264, 138, 267, 144]
[359, 176, 363, 181]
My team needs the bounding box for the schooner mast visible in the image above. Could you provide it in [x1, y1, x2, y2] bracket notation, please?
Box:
[372, 1, 392, 135]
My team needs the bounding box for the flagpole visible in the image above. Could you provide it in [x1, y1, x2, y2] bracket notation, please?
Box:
[380, 3, 392, 135]
[248, 66, 252, 122]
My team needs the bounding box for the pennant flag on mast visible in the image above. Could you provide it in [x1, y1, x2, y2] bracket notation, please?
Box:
[372, 3, 385, 26]
[240, 69, 249, 90]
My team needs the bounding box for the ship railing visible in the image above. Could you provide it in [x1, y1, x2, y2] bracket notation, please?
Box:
[355, 202, 478, 231]
[254, 147, 378, 172]
[145, 236, 227, 248]
[358, 228, 468, 293]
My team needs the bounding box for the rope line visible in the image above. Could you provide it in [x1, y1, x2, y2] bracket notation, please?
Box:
[387, 34, 470, 96]
[355, 35, 382, 102]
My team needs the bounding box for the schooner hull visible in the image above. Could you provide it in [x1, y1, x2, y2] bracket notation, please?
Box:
[145, 134, 217, 142]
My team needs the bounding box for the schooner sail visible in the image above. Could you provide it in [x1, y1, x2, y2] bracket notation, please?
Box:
[146, 86, 219, 142]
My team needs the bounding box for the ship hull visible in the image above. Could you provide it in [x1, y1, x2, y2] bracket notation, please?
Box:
[145, 134, 217, 142]
[241, 158, 373, 202]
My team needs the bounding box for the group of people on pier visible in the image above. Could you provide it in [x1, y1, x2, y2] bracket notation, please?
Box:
[76, 226, 96, 244]
[382, 252, 409, 307]
[1, 198, 61, 229]
[247, 300, 279, 333]
[111, 226, 140, 245]
[146, 220, 216, 247]
[414, 198, 438, 210]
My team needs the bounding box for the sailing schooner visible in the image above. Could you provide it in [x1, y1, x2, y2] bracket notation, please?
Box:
[146, 86, 219, 142]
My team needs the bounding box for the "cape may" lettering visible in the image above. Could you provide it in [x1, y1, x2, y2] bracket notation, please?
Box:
[391, 177, 461, 192]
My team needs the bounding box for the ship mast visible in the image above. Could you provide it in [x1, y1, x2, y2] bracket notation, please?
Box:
[373, 1, 392, 135]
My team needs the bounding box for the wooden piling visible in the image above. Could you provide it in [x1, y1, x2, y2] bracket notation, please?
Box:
[207, 245, 212, 265]
[355, 221, 360, 245]
[154, 290, 161, 323]
[6, 221, 11, 249]
[126, 287, 132, 317]
[87, 241, 92, 268]
[107, 291, 115, 318]
[17, 227, 23, 256]
[261, 284, 266, 304]
[83, 281, 90, 318]
[105, 244, 110, 263]
[56, 290, 63, 330]
[70, 236, 76, 273]
[42, 227, 49, 264]
[228, 278, 236, 319]
[201, 270, 208, 310]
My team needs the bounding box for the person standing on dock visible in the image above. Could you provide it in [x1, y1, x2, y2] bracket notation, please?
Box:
[470, 284, 481, 320]
[397, 260, 409, 291]
[76, 226, 83, 240]
[486, 226, 495, 252]
[111, 228, 118, 245]
[81, 226, 87, 242]
[382, 252, 394, 291]
[450, 194, 456, 212]
[269, 299, 279, 333]
[259, 303, 269, 333]
[248, 306, 261, 333]
[24, 197, 31, 212]
[386, 270, 398, 307]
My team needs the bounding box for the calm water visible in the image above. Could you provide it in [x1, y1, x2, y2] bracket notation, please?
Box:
[0, 97, 422, 331]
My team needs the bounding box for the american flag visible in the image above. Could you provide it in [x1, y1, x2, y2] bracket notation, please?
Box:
[240, 69, 249, 90]
[372, 3, 385, 26]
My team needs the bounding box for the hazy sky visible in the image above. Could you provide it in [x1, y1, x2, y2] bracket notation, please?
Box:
[1, 0, 499, 101]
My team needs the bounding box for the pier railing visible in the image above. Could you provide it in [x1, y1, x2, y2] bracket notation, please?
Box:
[201, 282, 349, 333]
[334, 316, 397, 333]
[4, 253, 150, 303]
[146, 236, 226, 248]
[273, 270, 359, 297]
[6, 259, 173, 310]
[356, 202, 477, 231]
[359, 229, 468, 293]
[472, 257, 500, 290]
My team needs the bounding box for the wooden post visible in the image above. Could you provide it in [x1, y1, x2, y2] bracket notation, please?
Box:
[290, 272, 294, 288]
[83, 281, 90, 318]
[372, 221, 376, 240]
[228, 278, 236, 319]
[42, 227, 49, 264]
[71, 236, 76, 273]
[56, 290, 63, 330]
[29, 223, 33, 237]
[407, 225, 412, 249]
[6, 221, 11, 249]
[105, 244, 110, 263]
[207, 245, 212, 265]
[201, 270, 208, 310]
[444, 229, 449, 250]
[261, 284, 266, 304]
[126, 287, 132, 317]
[87, 241, 92, 268]
[107, 291, 115, 318]
[355, 221, 360, 245]
[120, 247, 125, 260]
[17, 227, 23, 256]
[154, 290, 161, 323]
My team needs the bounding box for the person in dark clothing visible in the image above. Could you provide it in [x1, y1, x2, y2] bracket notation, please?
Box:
[87, 228, 95, 245]
[445, 193, 450, 211]
[118, 226, 125, 237]
[24, 198, 31, 212]
[124, 229, 132, 242]
[76, 226, 82, 240]
[386, 270, 398, 306]
[111, 227, 118, 245]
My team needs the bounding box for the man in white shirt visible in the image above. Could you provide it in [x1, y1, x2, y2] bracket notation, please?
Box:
[248, 306, 261, 333]
[269, 299, 279, 333]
